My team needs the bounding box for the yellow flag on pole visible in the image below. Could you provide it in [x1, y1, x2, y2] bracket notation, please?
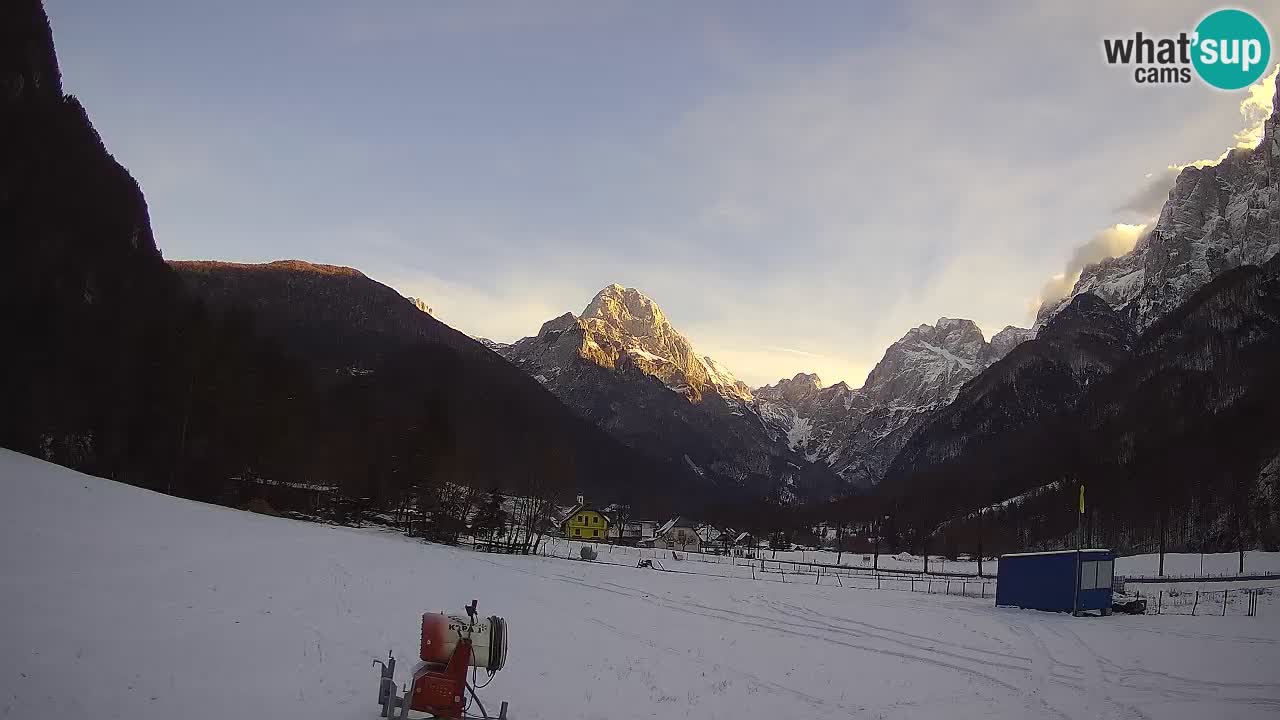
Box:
[1079, 484, 1085, 514]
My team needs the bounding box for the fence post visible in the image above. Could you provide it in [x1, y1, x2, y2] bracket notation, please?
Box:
[877, 574, 881, 590]
[1223, 590, 1229, 617]
[816, 567, 821, 585]
[947, 580, 951, 596]
[1193, 591, 1199, 616]
[1158, 591, 1163, 615]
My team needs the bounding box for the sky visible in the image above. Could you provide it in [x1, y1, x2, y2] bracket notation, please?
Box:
[45, 1, 1280, 388]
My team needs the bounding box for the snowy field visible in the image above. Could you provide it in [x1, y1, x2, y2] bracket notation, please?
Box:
[3, 450, 1279, 720]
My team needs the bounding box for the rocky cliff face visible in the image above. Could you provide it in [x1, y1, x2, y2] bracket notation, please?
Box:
[755, 319, 1031, 487]
[501, 285, 839, 500]
[1, 0, 176, 468]
[885, 294, 1136, 492]
[537, 284, 756, 403]
[1038, 71, 1279, 330]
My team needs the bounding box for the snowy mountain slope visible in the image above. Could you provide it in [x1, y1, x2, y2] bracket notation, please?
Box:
[1037, 70, 1280, 330]
[3, 449, 1279, 720]
[755, 321, 1032, 487]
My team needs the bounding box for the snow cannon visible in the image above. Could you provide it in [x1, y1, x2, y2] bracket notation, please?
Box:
[373, 600, 510, 719]
[420, 610, 508, 673]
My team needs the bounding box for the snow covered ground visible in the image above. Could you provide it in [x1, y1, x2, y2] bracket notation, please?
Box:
[2, 449, 1279, 720]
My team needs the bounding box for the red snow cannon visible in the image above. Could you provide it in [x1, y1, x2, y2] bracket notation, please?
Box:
[373, 600, 509, 719]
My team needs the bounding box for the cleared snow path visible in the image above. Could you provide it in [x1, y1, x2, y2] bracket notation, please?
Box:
[2, 449, 1278, 720]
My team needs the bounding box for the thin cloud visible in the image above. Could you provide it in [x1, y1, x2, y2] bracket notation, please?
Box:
[764, 346, 827, 359]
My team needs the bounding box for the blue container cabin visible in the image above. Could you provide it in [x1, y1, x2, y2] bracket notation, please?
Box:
[996, 549, 1114, 615]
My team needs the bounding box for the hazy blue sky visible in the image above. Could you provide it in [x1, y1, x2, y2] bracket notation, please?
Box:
[46, 1, 1279, 387]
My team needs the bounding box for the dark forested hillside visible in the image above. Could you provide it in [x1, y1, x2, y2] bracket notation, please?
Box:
[171, 260, 480, 364]
[2, 0, 189, 484]
[169, 260, 708, 516]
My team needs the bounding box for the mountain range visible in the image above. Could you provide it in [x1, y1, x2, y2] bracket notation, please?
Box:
[755, 321, 1033, 488]
[170, 63, 1280, 526]
[6, 0, 1279, 551]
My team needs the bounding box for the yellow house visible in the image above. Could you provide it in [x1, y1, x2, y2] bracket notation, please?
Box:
[561, 501, 609, 540]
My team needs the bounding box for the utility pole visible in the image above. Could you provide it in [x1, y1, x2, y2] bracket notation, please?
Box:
[873, 520, 880, 572]
[874, 514, 888, 572]
[836, 522, 845, 566]
[1073, 483, 1084, 617]
[1158, 508, 1166, 577]
[976, 508, 984, 577]
[1238, 501, 1245, 575]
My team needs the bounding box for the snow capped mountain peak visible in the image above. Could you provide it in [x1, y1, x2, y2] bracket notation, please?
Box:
[538, 312, 578, 337]
[755, 372, 823, 404]
[987, 325, 1035, 361]
[508, 284, 753, 404]
[755, 316, 1031, 487]
[862, 318, 988, 404]
[581, 284, 671, 340]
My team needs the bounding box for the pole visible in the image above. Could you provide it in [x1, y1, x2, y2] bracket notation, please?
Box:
[977, 509, 984, 577]
[836, 523, 844, 566]
[1158, 508, 1166, 577]
[1073, 484, 1084, 617]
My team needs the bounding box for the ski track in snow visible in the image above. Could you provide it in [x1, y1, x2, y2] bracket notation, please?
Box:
[2, 449, 1279, 720]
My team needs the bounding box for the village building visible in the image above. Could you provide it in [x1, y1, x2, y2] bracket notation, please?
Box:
[647, 516, 701, 552]
[559, 496, 609, 540]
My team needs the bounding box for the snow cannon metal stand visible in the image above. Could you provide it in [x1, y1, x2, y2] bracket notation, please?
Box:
[373, 600, 509, 719]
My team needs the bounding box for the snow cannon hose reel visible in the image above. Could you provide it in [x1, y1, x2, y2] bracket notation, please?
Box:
[373, 600, 509, 719]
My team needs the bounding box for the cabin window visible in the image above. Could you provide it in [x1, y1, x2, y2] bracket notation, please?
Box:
[1079, 559, 1112, 590]
[1079, 561, 1097, 589]
[1098, 559, 1113, 588]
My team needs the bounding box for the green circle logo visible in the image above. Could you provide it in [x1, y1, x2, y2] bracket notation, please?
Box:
[1192, 9, 1271, 90]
